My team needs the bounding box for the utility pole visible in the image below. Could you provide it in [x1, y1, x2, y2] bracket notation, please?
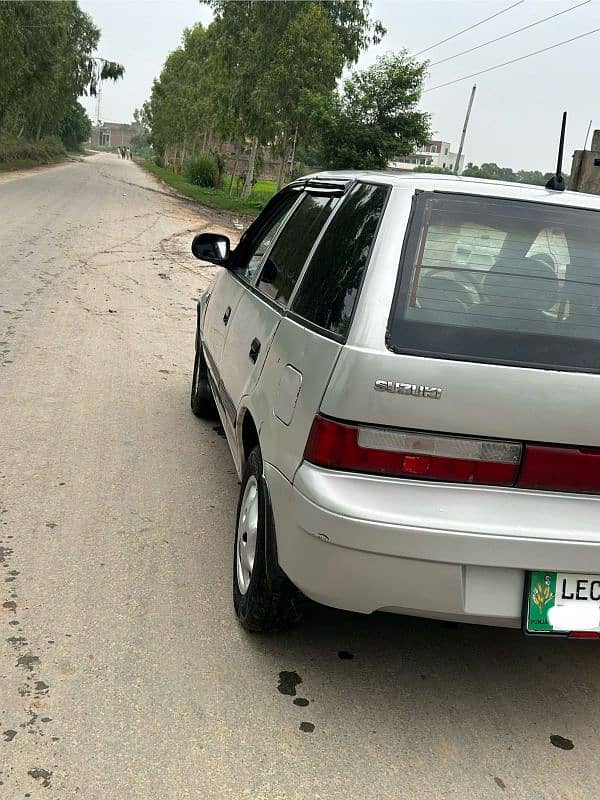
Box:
[584, 119, 592, 150]
[454, 84, 476, 175]
[95, 80, 102, 127]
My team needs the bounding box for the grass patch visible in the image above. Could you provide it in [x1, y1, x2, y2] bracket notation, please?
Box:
[0, 155, 66, 172]
[140, 159, 276, 215]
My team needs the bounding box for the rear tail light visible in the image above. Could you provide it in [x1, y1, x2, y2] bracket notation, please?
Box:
[517, 444, 600, 494]
[304, 416, 521, 486]
[305, 416, 600, 493]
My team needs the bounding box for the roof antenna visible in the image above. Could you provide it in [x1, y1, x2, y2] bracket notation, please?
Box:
[545, 111, 567, 191]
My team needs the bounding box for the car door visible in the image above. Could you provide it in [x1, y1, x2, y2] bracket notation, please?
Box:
[219, 190, 341, 427]
[254, 181, 391, 480]
[201, 186, 301, 409]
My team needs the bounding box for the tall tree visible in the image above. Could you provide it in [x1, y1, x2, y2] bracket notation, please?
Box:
[200, 0, 385, 195]
[0, 1, 123, 141]
[308, 52, 430, 170]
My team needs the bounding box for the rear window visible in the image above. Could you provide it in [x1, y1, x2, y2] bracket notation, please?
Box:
[388, 191, 600, 372]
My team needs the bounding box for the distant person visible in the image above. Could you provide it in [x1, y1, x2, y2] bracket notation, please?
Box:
[127, 147, 132, 161]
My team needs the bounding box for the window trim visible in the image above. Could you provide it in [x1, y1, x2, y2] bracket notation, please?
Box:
[253, 189, 346, 309]
[386, 190, 600, 374]
[229, 184, 305, 286]
[287, 181, 392, 343]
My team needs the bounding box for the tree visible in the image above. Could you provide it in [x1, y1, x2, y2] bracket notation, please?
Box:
[58, 101, 91, 149]
[0, 2, 123, 142]
[462, 161, 567, 186]
[308, 52, 430, 170]
[198, 0, 385, 194]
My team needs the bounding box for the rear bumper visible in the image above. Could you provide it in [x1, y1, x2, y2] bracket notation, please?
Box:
[265, 462, 600, 626]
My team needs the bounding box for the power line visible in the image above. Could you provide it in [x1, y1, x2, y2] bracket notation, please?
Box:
[430, 0, 591, 67]
[423, 26, 600, 92]
[415, 0, 524, 57]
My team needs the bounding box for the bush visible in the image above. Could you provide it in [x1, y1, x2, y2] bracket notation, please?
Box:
[0, 133, 66, 164]
[290, 162, 308, 181]
[58, 101, 91, 150]
[185, 156, 218, 188]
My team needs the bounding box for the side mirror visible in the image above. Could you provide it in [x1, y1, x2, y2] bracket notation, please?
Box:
[191, 232, 231, 265]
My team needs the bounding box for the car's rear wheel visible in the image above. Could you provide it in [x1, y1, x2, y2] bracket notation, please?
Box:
[191, 311, 216, 419]
[233, 446, 302, 632]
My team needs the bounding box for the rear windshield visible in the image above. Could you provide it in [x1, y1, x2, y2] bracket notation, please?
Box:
[388, 191, 600, 372]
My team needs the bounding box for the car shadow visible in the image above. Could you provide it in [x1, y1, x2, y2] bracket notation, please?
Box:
[241, 596, 598, 760]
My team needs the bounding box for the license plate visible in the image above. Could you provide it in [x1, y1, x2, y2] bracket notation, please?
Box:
[525, 571, 600, 634]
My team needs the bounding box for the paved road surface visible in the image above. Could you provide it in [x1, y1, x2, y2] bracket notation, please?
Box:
[0, 154, 598, 799]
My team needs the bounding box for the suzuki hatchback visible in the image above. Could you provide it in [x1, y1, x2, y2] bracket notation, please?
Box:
[190, 171, 600, 638]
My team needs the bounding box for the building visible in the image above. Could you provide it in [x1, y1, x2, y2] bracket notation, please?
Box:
[389, 139, 464, 174]
[90, 122, 139, 148]
[569, 130, 600, 194]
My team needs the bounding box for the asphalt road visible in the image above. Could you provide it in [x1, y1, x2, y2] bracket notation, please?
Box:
[1, 154, 598, 800]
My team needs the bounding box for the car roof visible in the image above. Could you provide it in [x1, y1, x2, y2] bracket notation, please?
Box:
[300, 169, 600, 212]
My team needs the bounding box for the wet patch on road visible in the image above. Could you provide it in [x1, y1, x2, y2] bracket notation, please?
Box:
[299, 722, 315, 733]
[550, 735, 574, 750]
[28, 767, 52, 788]
[277, 671, 302, 696]
[1, 517, 57, 795]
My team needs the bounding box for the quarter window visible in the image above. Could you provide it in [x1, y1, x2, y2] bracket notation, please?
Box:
[292, 183, 389, 337]
[233, 189, 299, 282]
[256, 193, 338, 306]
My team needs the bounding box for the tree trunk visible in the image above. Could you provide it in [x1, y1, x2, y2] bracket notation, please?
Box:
[241, 136, 258, 199]
[288, 122, 299, 181]
[229, 144, 240, 196]
[276, 130, 289, 191]
[201, 129, 207, 155]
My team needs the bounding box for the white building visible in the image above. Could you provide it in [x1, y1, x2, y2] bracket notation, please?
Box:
[389, 139, 464, 174]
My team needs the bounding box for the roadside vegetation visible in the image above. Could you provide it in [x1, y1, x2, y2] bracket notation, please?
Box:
[0, 133, 66, 171]
[141, 158, 276, 215]
[139, 0, 431, 206]
[0, 1, 123, 168]
[415, 161, 568, 186]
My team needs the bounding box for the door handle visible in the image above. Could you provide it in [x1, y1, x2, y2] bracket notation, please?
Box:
[249, 338, 261, 363]
[223, 306, 231, 325]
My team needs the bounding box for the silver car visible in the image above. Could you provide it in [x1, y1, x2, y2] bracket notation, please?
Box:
[190, 171, 600, 639]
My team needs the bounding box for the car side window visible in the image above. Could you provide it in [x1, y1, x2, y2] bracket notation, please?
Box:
[291, 182, 389, 337]
[256, 193, 338, 306]
[233, 189, 300, 283]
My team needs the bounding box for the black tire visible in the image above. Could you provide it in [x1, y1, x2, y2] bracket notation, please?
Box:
[191, 309, 216, 419]
[233, 446, 302, 632]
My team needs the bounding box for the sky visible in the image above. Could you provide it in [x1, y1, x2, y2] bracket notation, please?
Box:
[78, 0, 600, 172]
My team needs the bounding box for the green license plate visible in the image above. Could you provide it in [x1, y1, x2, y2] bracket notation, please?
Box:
[525, 571, 600, 634]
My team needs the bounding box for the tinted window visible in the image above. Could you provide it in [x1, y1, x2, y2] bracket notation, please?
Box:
[233, 189, 299, 282]
[292, 183, 388, 337]
[256, 193, 337, 305]
[388, 191, 600, 372]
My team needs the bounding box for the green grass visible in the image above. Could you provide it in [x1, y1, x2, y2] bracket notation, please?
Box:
[139, 159, 276, 216]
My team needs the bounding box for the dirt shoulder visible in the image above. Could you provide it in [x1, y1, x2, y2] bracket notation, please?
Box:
[0, 155, 86, 185]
